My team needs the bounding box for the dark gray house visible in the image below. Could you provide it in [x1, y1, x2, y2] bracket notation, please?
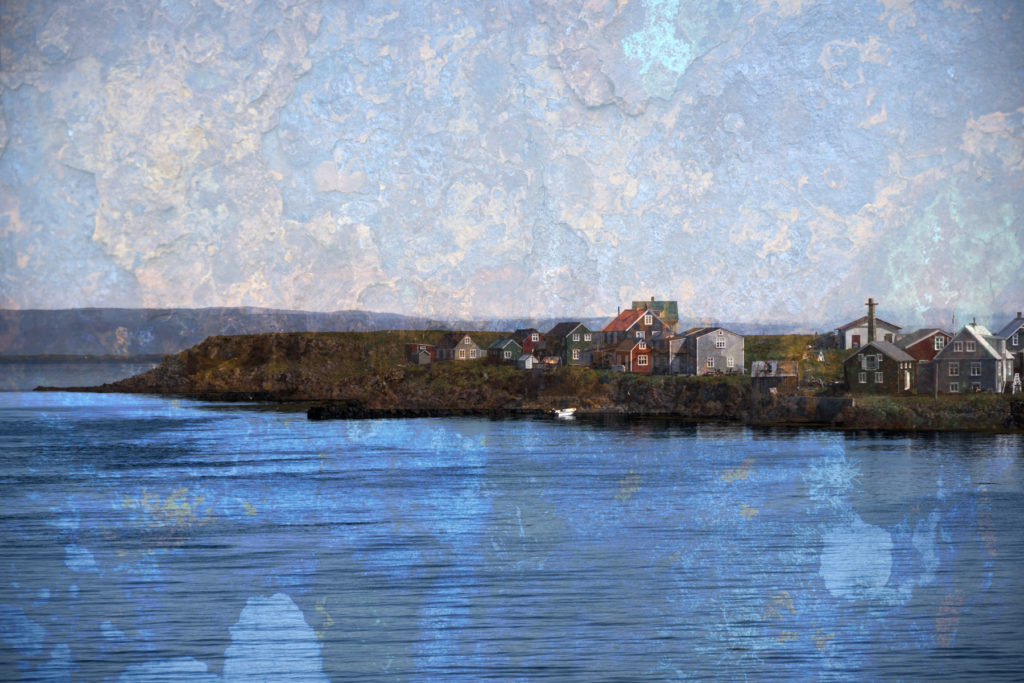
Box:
[843, 341, 917, 395]
[487, 338, 522, 365]
[544, 322, 593, 366]
[930, 323, 1014, 394]
[677, 327, 744, 376]
[434, 333, 483, 361]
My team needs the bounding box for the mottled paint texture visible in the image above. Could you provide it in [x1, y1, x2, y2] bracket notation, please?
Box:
[1, 0, 1021, 326]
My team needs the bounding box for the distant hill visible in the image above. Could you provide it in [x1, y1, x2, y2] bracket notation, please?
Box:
[0, 308, 608, 356]
[0, 307, 822, 357]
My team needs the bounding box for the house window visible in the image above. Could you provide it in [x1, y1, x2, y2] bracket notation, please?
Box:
[715, 338, 726, 349]
[966, 341, 976, 352]
[1013, 333, 1020, 347]
[727, 357, 735, 368]
[531, 333, 539, 342]
[644, 314, 653, 326]
[638, 354, 648, 366]
[639, 341, 647, 350]
[470, 349, 477, 359]
[949, 382, 960, 393]
[949, 361, 959, 376]
[954, 341, 963, 352]
[458, 349, 466, 359]
[874, 371, 883, 383]
[572, 333, 580, 342]
[864, 355, 879, 371]
[635, 330, 645, 338]
[584, 333, 591, 341]
[859, 372, 867, 383]
[970, 362, 981, 376]
[706, 356, 714, 368]
[934, 336, 945, 350]
[971, 382, 982, 392]
[572, 348, 580, 360]
[504, 350, 512, 359]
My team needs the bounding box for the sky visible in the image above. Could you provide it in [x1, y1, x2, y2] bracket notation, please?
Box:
[1, 0, 1022, 329]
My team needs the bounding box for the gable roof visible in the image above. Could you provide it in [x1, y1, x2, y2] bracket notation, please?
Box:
[631, 299, 679, 325]
[512, 328, 541, 342]
[615, 338, 648, 352]
[897, 328, 951, 350]
[602, 308, 645, 332]
[547, 321, 587, 338]
[603, 306, 669, 333]
[682, 326, 741, 338]
[435, 332, 475, 350]
[836, 316, 901, 332]
[487, 337, 521, 351]
[997, 315, 1024, 338]
[845, 340, 915, 363]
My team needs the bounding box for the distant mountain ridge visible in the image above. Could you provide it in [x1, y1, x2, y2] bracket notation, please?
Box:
[0, 308, 818, 357]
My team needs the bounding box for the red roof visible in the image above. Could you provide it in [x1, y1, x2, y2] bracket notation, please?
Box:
[603, 308, 647, 332]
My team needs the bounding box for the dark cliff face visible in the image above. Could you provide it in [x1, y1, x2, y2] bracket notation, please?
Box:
[99, 332, 758, 415]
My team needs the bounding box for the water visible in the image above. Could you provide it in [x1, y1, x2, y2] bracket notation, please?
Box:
[0, 392, 1022, 681]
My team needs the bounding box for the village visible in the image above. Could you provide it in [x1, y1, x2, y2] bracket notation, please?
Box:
[403, 297, 1024, 397]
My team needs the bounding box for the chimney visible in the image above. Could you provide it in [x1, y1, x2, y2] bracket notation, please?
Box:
[866, 297, 877, 343]
[1018, 311, 1022, 319]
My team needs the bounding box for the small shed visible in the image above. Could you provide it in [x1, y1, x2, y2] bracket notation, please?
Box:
[404, 343, 435, 365]
[517, 354, 538, 370]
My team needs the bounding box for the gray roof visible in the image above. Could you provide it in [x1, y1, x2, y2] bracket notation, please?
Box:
[997, 315, 1024, 338]
[681, 326, 741, 338]
[896, 328, 950, 350]
[487, 337, 520, 351]
[845, 340, 915, 363]
[546, 322, 588, 339]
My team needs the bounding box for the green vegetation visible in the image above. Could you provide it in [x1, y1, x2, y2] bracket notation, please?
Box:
[744, 334, 846, 388]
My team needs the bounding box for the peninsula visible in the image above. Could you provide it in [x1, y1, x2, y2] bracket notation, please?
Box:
[49, 330, 1024, 433]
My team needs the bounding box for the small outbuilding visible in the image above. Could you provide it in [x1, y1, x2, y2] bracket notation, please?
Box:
[404, 343, 435, 365]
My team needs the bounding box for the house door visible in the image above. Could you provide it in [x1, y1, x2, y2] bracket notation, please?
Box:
[903, 370, 911, 392]
[851, 334, 861, 348]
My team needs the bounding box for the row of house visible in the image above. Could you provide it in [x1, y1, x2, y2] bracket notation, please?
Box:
[841, 299, 1024, 395]
[404, 296, 1024, 394]
[405, 297, 746, 377]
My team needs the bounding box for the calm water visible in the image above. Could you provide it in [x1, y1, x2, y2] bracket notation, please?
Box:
[0, 392, 1022, 681]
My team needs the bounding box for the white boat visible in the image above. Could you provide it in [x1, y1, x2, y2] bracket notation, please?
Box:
[552, 407, 576, 419]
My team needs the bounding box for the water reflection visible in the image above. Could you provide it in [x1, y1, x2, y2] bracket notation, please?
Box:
[0, 393, 1021, 680]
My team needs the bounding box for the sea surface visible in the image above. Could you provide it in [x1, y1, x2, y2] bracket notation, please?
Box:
[0, 392, 1022, 681]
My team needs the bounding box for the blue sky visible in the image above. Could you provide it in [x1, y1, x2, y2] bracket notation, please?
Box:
[1, 0, 1021, 329]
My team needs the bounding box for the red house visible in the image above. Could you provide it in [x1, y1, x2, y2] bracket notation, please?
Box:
[601, 306, 671, 345]
[614, 338, 653, 374]
[896, 329, 952, 361]
[512, 328, 543, 356]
